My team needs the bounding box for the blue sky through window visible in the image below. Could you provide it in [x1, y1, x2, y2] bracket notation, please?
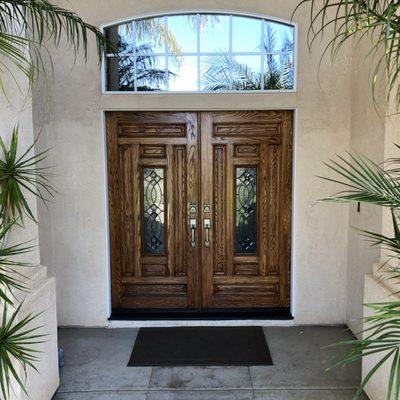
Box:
[105, 13, 295, 92]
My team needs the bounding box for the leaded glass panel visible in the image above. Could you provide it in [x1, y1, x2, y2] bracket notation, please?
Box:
[236, 167, 257, 254]
[143, 168, 165, 254]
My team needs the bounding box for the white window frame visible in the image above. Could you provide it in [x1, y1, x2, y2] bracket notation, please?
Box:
[100, 11, 298, 95]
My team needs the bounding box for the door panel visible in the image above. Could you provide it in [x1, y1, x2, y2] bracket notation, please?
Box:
[106, 111, 292, 312]
[106, 112, 200, 309]
[200, 111, 292, 308]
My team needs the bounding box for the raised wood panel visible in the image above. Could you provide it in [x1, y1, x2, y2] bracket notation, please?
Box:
[140, 145, 166, 158]
[213, 145, 226, 275]
[172, 145, 188, 277]
[234, 263, 260, 276]
[119, 124, 186, 137]
[234, 145, 260, 158]
[142, 264, 167, 277]
[214, 123, 280, 138]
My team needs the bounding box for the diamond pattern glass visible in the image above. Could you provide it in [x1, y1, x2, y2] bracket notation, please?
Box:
[236, 167, 257, 253]
[143, 168, 165, 254]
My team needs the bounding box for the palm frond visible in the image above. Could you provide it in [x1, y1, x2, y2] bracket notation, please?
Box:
[293, 0, 400, 107]
[327, 302, 400, 400]
[320, 152, 400, 208]
[0, 301, 45, 400]
[0, 125, 55, 224]
[0, 0, 109, 91]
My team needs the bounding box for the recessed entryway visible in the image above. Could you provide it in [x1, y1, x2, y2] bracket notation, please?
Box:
[106, 111, 293, 317]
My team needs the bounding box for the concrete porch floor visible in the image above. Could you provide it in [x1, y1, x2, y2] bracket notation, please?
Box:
[52, 326, 368, 400]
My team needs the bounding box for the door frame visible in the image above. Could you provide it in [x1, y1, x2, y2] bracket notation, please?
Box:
[102, 109, 297, 321]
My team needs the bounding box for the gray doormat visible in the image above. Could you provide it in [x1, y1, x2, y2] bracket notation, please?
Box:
[128, 326, 273, 366]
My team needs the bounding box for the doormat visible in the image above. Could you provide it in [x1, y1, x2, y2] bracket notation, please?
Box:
[128, 326, 273, 366]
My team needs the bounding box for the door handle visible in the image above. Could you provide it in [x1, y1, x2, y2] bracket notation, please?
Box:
[189, 219, 197, 247]
[204, 218, 211, 247]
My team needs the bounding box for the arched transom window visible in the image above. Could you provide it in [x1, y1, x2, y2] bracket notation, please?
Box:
[104, 13, 295, 92]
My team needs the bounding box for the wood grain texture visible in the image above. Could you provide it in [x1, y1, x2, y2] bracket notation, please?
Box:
[201, 111, 293, 309]
[106, 110, 292, 311]
[106, 112, 199, 309]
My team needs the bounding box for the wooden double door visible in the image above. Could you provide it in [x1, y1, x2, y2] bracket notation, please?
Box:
[106, 111, 292, 314]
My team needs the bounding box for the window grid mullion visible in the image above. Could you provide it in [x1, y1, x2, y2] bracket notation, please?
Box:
[164, 16, 169, 91]
[229, 15, 233, 90]
[197, 13, 201, 91]
[261, 19, 265, 91]
[133, 21, 137, 92]
[106, 51, 293, 58]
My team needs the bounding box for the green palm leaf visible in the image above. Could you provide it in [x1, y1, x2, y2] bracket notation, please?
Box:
[0, 301, 45, 399]
[0, 0, 108, 91]
[320, 152, 400, 208]
[293, 0, 400, 107]
[0, 125, 55, 224]
[327, 302, 400, 400]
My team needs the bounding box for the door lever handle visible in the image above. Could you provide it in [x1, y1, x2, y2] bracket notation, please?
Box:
[189, 219, 197, 247]
[204, 218, 211, 247]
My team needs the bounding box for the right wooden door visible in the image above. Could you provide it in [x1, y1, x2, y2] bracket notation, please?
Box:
[200, 111, 293, 309]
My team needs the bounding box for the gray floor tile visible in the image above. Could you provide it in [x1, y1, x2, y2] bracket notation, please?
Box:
[54, 326, 365, 399]
[250, 326, 361, 389]
[148, 366, 252, 389]
[145, 390, 255, 400]
[254, 389, 368, 399]
[53, 391, 146, 400]
[58, 328, 152, 391]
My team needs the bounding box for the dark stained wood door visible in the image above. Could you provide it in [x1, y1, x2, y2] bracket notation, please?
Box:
[106, 111, 292, 312]
[106, 112, 200, 309]
[200, 111, 292, 309]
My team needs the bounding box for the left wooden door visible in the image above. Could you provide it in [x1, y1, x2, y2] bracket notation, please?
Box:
[106, 112, 200, 309]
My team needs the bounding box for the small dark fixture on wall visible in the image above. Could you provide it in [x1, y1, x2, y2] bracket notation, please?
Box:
[357, 202, 361, 213]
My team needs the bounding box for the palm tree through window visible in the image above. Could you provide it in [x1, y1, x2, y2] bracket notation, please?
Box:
[105, 13, 295, 92]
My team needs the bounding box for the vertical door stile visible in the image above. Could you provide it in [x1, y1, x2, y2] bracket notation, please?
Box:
[166, 144, 174, 278]
[226, 143, 234, 278]
[200, 112, 213, 308]
[131, 144, 141, 279]
[259, 142, 268, 278]
[186, 112, 200, 308]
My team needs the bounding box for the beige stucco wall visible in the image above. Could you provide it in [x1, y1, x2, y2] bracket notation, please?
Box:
[34, 0, 354, 327]
[347, 37, 386, 335]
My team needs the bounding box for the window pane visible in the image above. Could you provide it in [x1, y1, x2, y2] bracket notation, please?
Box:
[232, 16, 261, 52]
[265, 21, 294, 53]
[137, 56, 167, 91]
[200, 55, 231, 91]
[106, 23, 135, 54]
[200, 14, 229, 53]
[107, 56, 135, 91]
[264, 54, 294, 90]
[167, 15, 197, 53]
[232, 56, 262, 91]
[143, 168, 165, 254]
[134, 17, 166, 54]
[236, 168, 257, 254]
[168, 56, 198, 91]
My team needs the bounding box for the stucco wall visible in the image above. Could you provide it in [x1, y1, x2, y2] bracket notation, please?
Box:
[0, 55, 40, 264]
[346, 37, 386, 336]
[34, 0, 353, 327]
